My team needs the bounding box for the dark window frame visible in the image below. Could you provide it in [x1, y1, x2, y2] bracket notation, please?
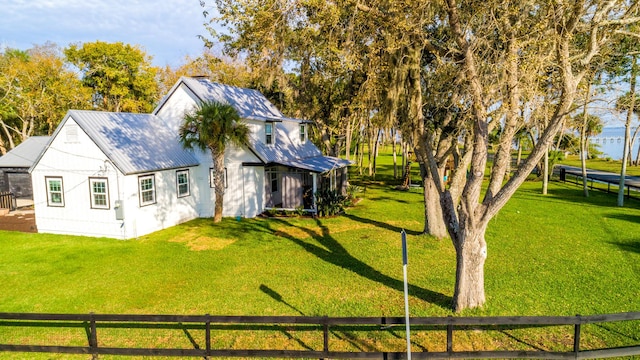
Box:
[45, 176, 65, 207]
[138, 174, 156, 207]
[89, 177, 110, 210]
[176, 169, 190, 198]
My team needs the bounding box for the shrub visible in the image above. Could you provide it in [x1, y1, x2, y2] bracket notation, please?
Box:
[315, 189, 346, 217]
[344, 185, 363, 207]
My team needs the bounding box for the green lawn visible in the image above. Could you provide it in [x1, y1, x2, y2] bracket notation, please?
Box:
[1, 152, 639, 356]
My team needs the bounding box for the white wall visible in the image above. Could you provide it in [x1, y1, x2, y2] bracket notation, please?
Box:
[156, 84, 266, 220]
[32, 117, 200, 239]
[223, 144, 264, 218]
[154, 83, 200, 132]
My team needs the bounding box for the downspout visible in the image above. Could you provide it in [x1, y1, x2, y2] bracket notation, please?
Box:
[104, 159, 125, 240]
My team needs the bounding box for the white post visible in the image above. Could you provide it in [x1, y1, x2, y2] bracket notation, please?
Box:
[402, 229, 411, 360]
[312, 173, 318, 215]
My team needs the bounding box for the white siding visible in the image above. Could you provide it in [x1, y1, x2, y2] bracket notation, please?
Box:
[155, 83, 200, 131]
[32, 117, 201, 239]
[156, 87, 266, 220]
[32, 118, 128, 238]
[223, 144, 263, 218]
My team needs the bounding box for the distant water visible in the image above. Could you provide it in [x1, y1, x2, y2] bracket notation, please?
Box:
[590, 127, 640, 160]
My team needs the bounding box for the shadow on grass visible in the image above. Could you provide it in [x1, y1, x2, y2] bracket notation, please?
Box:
[260, 284, 305, 315]
[605, 213, 640, 224]
[607, 240, 640, 254]
[268, 217, 452, 310]
[343, 213, 422, 236]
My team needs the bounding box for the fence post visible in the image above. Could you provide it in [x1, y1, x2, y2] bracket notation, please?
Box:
[89, 312, 98, 360]
[322, 315, 329, 360]
[573, 314, 581, 358]
[447, 315, 453, 355]
[205, 314, 211, 360]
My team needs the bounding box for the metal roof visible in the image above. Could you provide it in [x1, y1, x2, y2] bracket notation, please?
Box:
[247, 128, 352, 173]
[0, 136, 50, 168]
[177, 77, 305, 122]
[154, 77, 353, 173]
[274, 155, 353, 173]
[66, 110, 199, 175]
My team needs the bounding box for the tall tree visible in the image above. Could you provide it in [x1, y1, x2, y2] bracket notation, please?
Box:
[157, 51, 253, 96]
[179, 101, 249, 223]
[421, 0, 638, 311]
[201, 0, 639, 311]
[65, 41, 159, 113]
[0, 44, 90, 154]
[607, 21, 640, 206]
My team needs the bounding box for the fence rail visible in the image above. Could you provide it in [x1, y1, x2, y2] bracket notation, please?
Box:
[558, 167, 640, 200]
[1, 312, 639, 359]
[0, 191, 16, 210]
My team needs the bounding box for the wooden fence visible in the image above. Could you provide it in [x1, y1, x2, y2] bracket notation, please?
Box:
[558, 168, 640, 200]
[0, 312, 639, 359]
[0, 191, 16, 211]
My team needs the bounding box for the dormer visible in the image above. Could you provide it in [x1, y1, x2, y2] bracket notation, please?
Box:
[265, 122, 274, 145]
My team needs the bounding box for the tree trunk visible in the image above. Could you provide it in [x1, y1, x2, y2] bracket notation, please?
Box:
[450, 218, 488, 312]
[422, 165, 448, 238]
[345, 117, 352, 161]
[392, 128, 398, 179]
[618, 55, 636, 207]
[212, 150, 226, 223]
[542, 147, 549, 195]
[579, 73, 594, 198]
[372, 128, 380, 178]
[516, 139, 523, 166]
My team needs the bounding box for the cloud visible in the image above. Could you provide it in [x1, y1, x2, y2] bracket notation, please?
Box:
[1, 0, 208, 66]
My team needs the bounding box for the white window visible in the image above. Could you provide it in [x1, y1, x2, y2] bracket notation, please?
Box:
[176, 169, 190, 197]
[45, 177, 64, 207]
[138, 174, 156, 206]
[265, 123, 274, 145]
[89, 177, 109, 209]
[209, 167, 228, 188]
[300, 124, 307, 143]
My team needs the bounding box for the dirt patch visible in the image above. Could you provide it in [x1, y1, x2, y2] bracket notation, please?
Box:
[0, 209, 37, 233]
[169, 229, 236, 251]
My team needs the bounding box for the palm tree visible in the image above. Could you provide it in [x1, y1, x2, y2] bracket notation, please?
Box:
[180, 101, 249, 223]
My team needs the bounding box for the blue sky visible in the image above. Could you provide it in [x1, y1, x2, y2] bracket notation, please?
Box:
[1, 0, 214, 67]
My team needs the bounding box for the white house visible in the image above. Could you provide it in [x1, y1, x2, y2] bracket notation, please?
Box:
[30, 77, 351, 239]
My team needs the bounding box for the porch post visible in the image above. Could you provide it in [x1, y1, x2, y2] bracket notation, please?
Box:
[312, 172, 318, 215]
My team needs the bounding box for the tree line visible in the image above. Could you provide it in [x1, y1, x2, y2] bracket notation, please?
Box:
[201, 0, 639, 311]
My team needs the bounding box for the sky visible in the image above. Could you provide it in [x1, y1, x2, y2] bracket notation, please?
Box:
[1, 0, 215, 67]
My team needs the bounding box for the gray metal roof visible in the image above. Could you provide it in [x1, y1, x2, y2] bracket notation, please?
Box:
[66, 110, 199, 175]
[178, 77, 304, 122]
[247, 128, 352, 173]
[154, 77, 352, 173]
[275, 155, 353, 173]
[0, 136, 50, 168]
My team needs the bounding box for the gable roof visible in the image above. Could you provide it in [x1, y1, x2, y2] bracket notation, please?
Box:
[0, 136, 50, 168]
[155, 77, 353, 172]
[155, 77, 304, 123]
[34, 110, 199, 175]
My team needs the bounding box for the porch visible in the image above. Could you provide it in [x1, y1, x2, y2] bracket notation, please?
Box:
[264, 165, 348, 213]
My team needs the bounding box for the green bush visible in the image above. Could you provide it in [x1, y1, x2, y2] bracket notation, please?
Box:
[344, 185, 363, 207]
[315, 188, 346, 217]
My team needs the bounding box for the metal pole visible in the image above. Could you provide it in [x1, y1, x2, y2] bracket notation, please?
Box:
[402, 230, 411, 360]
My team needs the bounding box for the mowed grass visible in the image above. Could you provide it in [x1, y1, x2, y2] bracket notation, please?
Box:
[0, 152, 639, 357]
